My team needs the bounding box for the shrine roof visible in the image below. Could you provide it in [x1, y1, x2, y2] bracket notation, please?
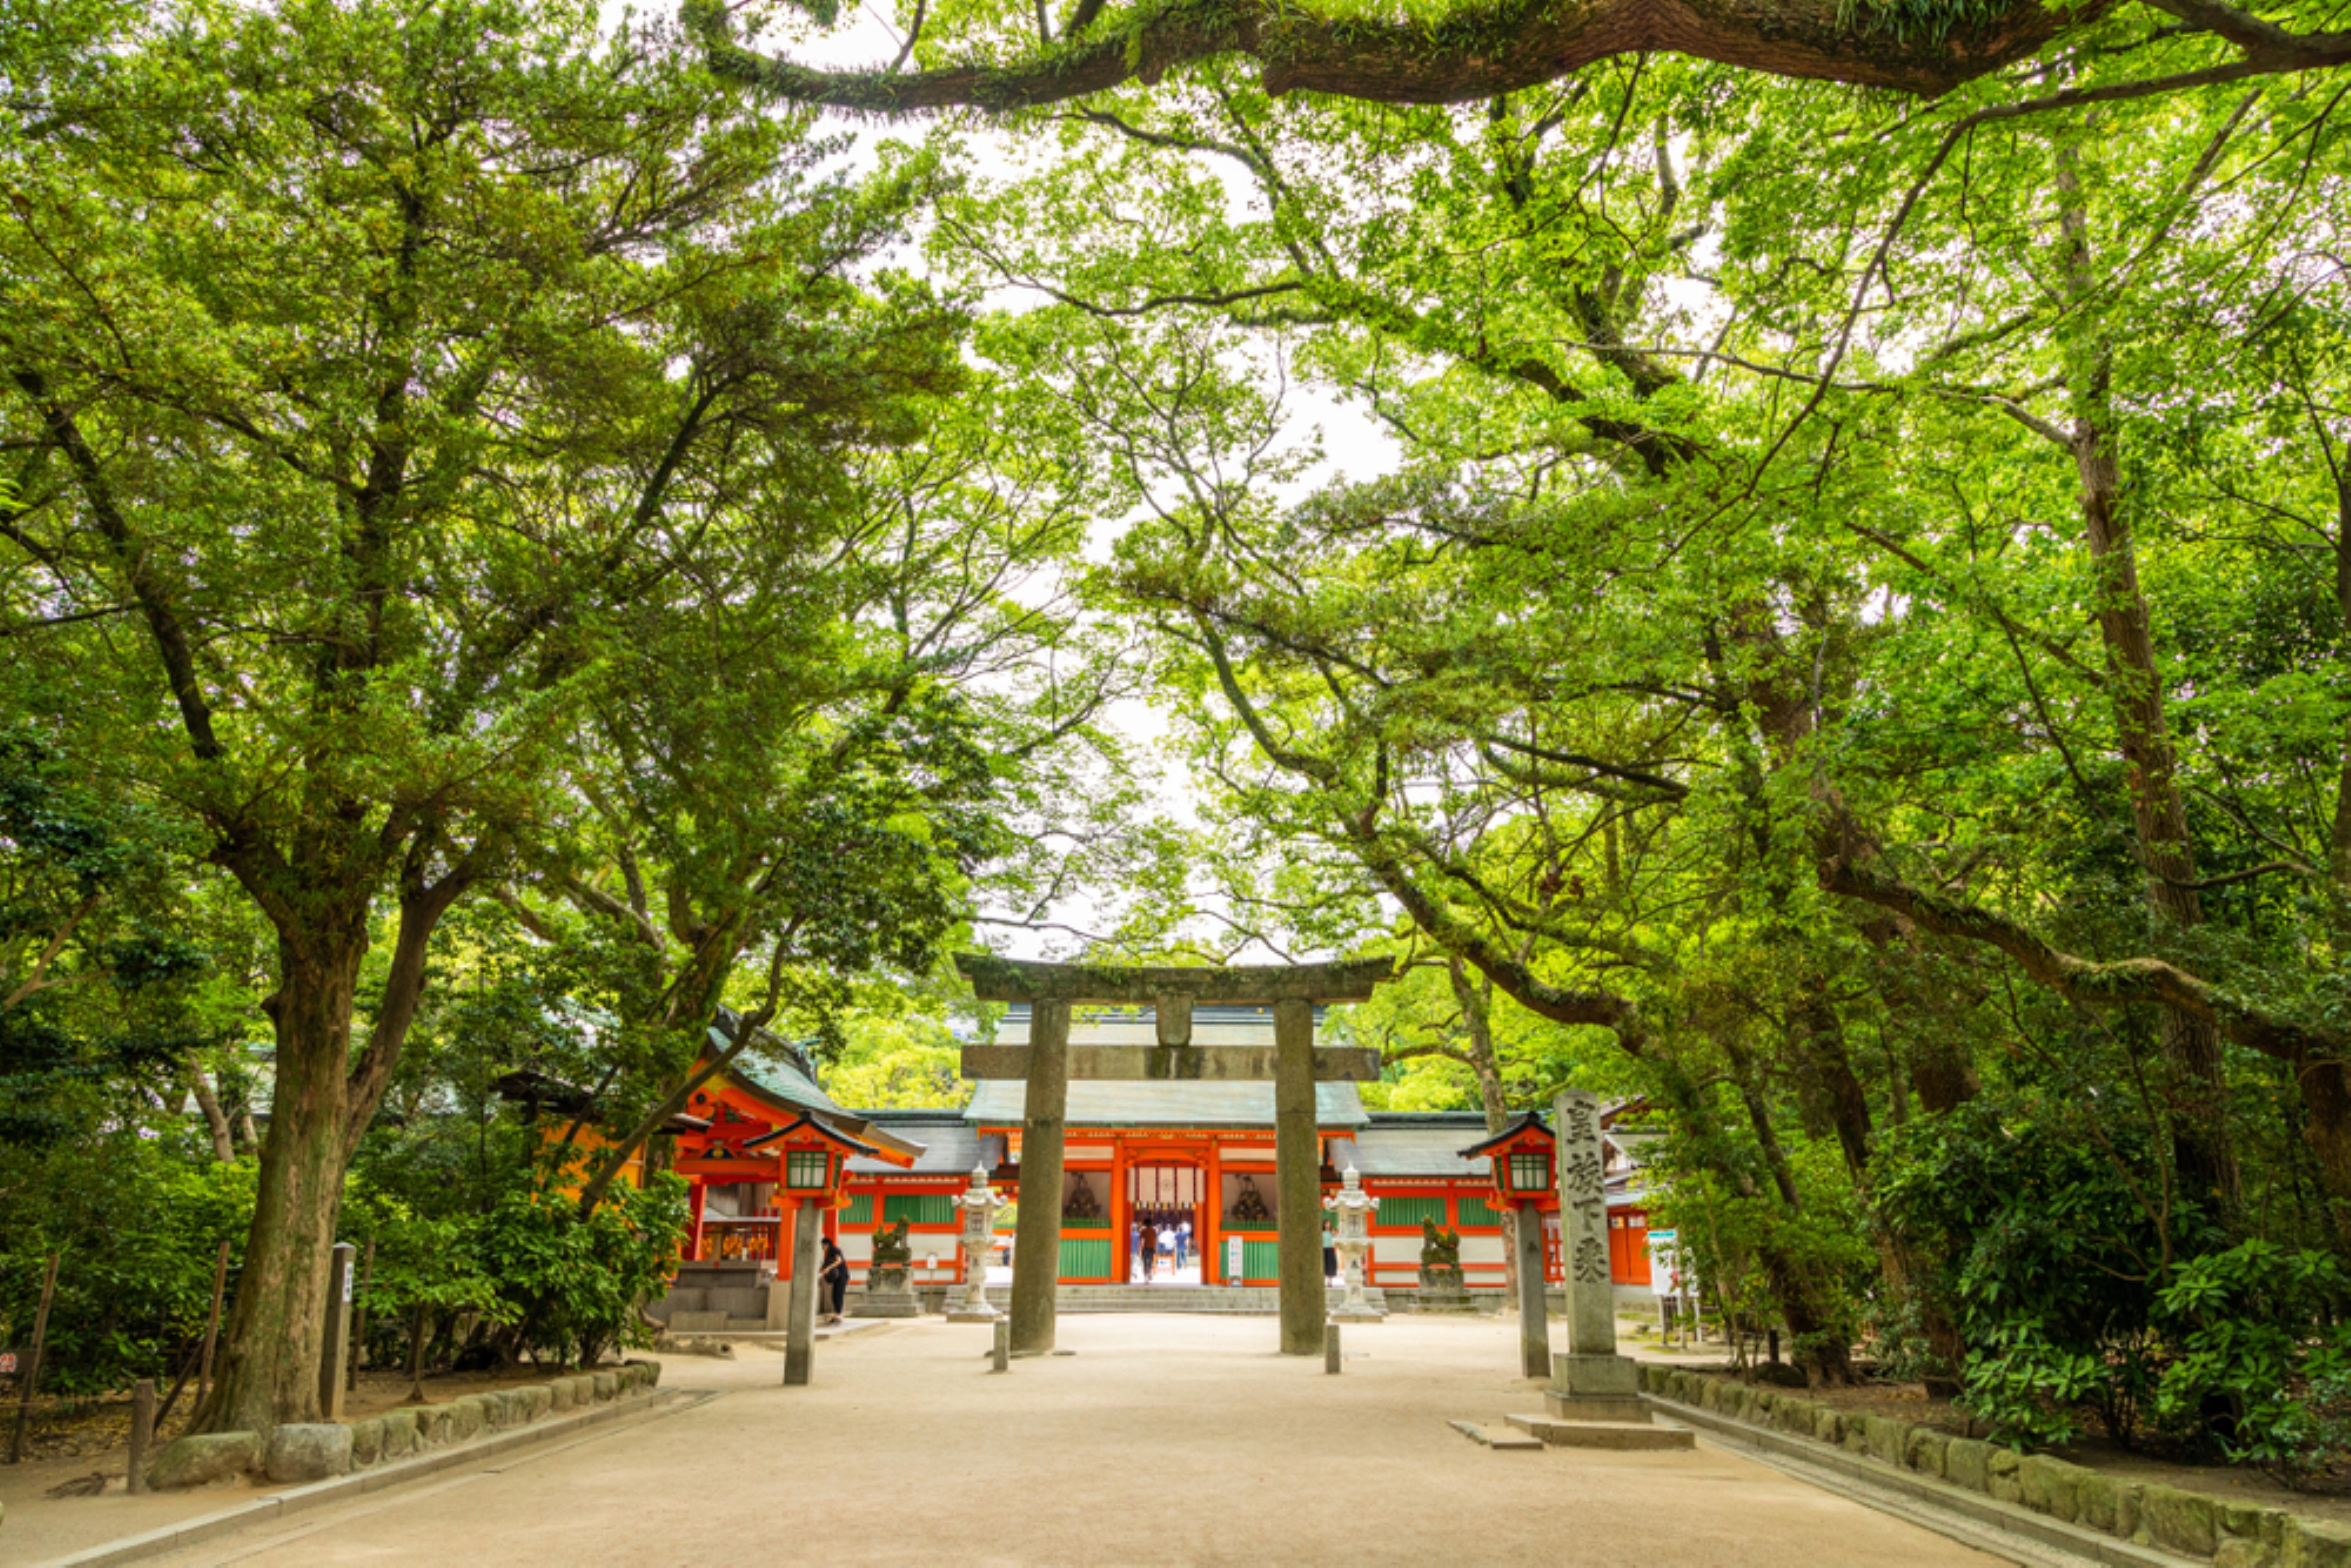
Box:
[844, 1114, 989, 1176]
[962, 1078, 1369, 1128]
[708, 1013, 842, 1116]
[1337, 1117, 1496, 1180]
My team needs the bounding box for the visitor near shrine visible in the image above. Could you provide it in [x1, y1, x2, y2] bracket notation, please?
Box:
[820, 1238, 850, 1326]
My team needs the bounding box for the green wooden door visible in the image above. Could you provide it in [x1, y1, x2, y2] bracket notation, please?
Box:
[1059, 1235, 1111, 1280]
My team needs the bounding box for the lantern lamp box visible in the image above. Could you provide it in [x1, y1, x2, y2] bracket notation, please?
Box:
[1456, 1111, 1560, 1208]
[746, 1113, 884, 1202]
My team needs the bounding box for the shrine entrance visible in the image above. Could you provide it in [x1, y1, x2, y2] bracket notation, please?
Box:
[1126, 1161, 1203, 1284]
[955, 953, 1398, 1356]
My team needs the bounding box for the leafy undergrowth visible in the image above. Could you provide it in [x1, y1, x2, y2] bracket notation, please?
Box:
[1687, 1365, 2351, 1525]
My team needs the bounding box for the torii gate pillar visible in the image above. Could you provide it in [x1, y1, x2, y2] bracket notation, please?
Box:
[955, 955, 1395, 1358]
[1271, 998, 1323, 1355]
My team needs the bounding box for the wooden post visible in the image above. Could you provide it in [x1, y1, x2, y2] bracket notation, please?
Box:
[1204, 1138, 1223, 1286]
[1007, 998, 1069, 1358]
[407, 1303, 428, 1400]
[1110, 1137, 1130, 1285]
[198, 1239, 229, 1408]
[1273, 998, 1323, 1356]
[127, 1378, 155, 1495]
[783, 1201, 822, 1386]
[350, 1242, 374, 1392]
[319, 1242, 355, 1420]
[9, 1252, 60, 1464]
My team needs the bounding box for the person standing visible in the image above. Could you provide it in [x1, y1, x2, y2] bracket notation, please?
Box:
[820, 1236, 850, 1325]
[1321, 1222, 1337, 1285]
[1174, 1221, 1190, 1271]
[1138, 1221, 1159, 1282]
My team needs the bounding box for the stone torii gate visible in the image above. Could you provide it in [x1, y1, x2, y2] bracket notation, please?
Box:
[955, 954, 1396, 1358]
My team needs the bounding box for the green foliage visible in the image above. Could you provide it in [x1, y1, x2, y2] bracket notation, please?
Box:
[2155, 1242, 2351, 1486]
[1875, 1098, 2178, 1448]
[0, 1149, 255, 1395]
[474, 1173, 689, 1366]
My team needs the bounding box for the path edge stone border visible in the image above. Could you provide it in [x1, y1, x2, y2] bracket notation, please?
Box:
[1639, 1363, 2351, 1568]
[42, 1371, 693, 1568]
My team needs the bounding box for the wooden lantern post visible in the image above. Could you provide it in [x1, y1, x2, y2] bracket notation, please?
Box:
[1460, 1113, 1559, 1378]
[743, 1115, 875, 1387]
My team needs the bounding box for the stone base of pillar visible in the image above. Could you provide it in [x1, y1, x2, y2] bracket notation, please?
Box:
[1545, 1352, 1649, 1423]
[1330, 1305, 1387, 1323]
[1505, 1413, 1694, 1450]
[858, 1269, 923, 1318]
[944, 1304, 1002, 1324]
[1415, 1269, 1476, 1314]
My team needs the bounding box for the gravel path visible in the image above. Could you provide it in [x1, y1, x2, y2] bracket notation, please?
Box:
[115, 1314, 1994, 1567]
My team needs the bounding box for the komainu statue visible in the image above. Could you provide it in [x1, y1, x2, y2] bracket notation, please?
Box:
[1418, 1218, 1472, 1309]
[872, 1218, 913, 1270]
[1419, 1218, 1463, 1276]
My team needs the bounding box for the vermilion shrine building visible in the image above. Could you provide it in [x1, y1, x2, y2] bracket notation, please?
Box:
[657, 1006, 1660, 1309]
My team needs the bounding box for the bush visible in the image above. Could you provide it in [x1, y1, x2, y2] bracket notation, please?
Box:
[2155, 1240, 2351, 1486]
[0, 1145, 256, 1395]
[1873, 1098, 2173, 1448]
[474, 1174, 689, 1367]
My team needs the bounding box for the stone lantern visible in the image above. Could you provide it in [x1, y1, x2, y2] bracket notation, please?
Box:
[946, 1165, 1003, 1323]
[1322, 1163, 1385, 1322]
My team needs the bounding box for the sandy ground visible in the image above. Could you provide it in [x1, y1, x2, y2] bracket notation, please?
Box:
[0, 1364, 637, 1560]
[22, 1313, 2007, 1568]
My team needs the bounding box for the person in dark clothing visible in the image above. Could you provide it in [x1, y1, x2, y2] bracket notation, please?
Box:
[820, 1237, 850, 1325]
[1137, 1222, 1159, 1282]
[1322, 1224, 1337, 1284]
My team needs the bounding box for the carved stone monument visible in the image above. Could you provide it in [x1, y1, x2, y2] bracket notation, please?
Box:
[946, 1165, 1003, 1324]
[1546, 1089, 1652, 1424]
[1415, 1218, 1475, 1313]
[1323, 1164, 1385, 1322]
[861, 1218, 921, 1318]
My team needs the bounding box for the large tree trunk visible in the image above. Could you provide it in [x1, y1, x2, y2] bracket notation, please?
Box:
[2054, 133, 2239, 1221]
[1703, 1037, 1856, 1383]
[1446, 957, 1518, 1302]
[194, 936, 361, 1435]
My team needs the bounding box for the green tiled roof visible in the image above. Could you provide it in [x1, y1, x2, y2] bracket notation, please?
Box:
[711, 1021, 841, 1115]
[963, 1078, 1367, 1127]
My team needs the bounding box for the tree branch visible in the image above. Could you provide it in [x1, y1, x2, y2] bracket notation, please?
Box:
[689, 0, 2095, 113]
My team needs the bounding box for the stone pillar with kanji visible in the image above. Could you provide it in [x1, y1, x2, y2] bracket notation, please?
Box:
[1543, 1089, 1647, 1423]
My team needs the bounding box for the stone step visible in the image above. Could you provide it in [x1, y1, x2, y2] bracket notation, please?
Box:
[1448, 1420, 1545, 1451]
[1503, 1414, 1696, 1451]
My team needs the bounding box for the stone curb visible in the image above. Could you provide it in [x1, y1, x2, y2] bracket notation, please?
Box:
[1654, 1393, 2191, 1568]
[41, 1379, 695, 1568]
[1639, 1363, 2351, 1568]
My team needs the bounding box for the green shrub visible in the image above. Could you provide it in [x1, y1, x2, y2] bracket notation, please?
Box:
[2154, 1240, 2351, 1486]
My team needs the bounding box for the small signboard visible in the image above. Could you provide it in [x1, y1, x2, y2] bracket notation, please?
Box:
[0, 1351, 16, 1375]
[1646, 1229, 1681, 1297]
[1226, 1235, 1244, 1284]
